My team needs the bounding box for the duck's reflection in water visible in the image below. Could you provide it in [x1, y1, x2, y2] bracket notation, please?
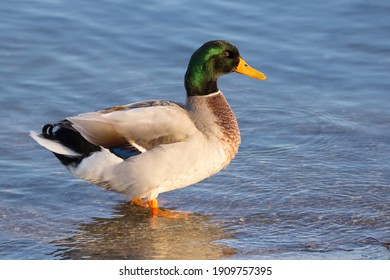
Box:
[51, 203, 235, 259]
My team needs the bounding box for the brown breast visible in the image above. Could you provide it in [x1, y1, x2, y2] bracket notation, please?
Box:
[206, 93, 241, 165]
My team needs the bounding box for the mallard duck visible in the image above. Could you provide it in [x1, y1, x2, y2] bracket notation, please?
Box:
[30, 40, 266, 217]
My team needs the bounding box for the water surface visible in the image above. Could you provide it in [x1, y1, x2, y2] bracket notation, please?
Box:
[0, 0, 389, 259]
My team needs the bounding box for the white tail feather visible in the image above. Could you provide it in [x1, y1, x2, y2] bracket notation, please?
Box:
[29, 131, 81, 157]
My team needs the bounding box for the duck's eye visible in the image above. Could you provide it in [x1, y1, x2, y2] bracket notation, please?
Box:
[223, 51, 231, 57]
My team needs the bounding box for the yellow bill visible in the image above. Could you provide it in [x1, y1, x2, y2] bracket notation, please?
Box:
[235, 57, 267, 80]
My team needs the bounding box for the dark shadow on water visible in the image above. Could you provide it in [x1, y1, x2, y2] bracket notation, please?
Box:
[49, 202, 236, 260]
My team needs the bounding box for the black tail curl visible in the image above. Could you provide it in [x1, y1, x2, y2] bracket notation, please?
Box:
[41, 120, 101, 167]
[42, 123, 57, 139]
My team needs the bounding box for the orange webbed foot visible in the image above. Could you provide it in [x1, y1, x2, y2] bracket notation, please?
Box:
[130, 198, 149, 208]
[148, 199, 190, 220]
[130, 198, 190, 220]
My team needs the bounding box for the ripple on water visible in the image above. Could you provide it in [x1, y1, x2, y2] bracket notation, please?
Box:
[240, 104, 358, 157]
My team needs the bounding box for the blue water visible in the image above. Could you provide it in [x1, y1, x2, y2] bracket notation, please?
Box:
[0, 0, 389, 259]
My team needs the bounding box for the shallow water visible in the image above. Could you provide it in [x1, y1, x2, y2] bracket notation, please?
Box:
[0, 0, 389, 259]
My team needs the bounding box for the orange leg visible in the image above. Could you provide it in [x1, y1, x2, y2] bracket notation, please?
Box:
[148, 199, 159, 218]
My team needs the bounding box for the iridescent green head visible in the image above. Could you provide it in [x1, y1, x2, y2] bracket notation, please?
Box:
[184, 40, 266, 96]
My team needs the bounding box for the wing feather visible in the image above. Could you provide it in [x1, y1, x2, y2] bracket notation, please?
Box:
[67, 101, 197, 151]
